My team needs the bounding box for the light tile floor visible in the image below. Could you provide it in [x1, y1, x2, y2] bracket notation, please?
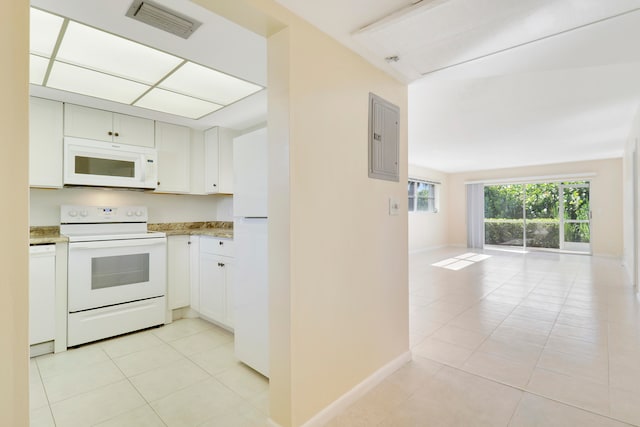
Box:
[327, 247, 640, 426]
[31, 248, 640, 426]
[30, 318, 269, 427]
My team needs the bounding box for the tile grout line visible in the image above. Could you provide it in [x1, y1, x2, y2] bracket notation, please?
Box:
[520, 272, 573, 388]
[32, 359, 57, 427]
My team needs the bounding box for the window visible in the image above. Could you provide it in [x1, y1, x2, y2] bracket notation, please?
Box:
[408, 179, 438, 213]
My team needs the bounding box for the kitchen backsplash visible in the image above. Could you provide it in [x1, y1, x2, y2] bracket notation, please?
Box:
[30, 187, 233, 226]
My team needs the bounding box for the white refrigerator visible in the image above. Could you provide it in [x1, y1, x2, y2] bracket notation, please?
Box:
[233, 127, 269, 377]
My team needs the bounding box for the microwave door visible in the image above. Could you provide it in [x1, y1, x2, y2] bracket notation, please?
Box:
[63, 139, 154, 188]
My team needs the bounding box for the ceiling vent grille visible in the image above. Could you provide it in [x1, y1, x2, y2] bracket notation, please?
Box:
[125, 0, 201, 39]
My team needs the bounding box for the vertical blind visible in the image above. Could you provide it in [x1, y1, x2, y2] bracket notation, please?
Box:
[466, 183, 485, 249]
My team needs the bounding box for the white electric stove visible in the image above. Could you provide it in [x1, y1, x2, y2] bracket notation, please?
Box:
[61, 205, 167, 346]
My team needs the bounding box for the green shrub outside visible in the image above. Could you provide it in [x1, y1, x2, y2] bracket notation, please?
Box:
[485, 219, 560, 248]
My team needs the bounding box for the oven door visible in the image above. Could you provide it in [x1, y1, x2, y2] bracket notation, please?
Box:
[68, 237, 166, 313]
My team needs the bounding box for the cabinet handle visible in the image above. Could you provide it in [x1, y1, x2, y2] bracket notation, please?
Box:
[218, 262, 225, 267]
[108, 131, 113, 136]
[219, 241, 223, 246]
[157, 181, 160, 186]
[114, 132, 120, 137]
[187, 241, 191, 245]
[213, 184, 217, 187]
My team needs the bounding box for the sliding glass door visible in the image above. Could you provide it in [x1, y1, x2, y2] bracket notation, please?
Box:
[484, 181, 590, 253]
[525, 183, 559, 249]
[560, 183, 591, 252]
[484, 184, 524, 247]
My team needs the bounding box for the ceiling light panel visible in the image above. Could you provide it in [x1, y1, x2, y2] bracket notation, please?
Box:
[134, 88, 223, 119]
[30, 55, 50, 85]
[30, 8, 64, 57]
[159, 61, 263, 105]
[47, 61, 150, 104]
[55, 21, 183, 84]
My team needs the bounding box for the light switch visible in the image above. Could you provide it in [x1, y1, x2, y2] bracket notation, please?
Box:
[389, 197, 399, 216]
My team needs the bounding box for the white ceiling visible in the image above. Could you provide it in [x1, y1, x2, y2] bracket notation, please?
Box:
[275, 0, 640, 172]
[30, 0, 267, 131]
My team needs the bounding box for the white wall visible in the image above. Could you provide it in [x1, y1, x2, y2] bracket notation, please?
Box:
[622, 107, 640, 286]
[30, 188, 233, 225]
[408, 164, 449, 252]
[447, 158, 624, 257]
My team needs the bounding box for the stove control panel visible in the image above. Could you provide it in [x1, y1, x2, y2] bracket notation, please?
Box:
[61, 205, 148, 224]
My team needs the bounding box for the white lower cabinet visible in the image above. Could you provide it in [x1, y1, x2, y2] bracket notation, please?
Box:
[194, 237, 235, 329]
[167, 235, 191, 310]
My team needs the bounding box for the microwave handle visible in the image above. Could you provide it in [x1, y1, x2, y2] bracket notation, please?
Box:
[70, 238, 166, 249]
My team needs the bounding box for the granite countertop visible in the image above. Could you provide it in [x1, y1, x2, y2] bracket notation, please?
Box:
[30, 226, 68, 245]
[148, 221, 233, 239]
[29, 222, 233, 245]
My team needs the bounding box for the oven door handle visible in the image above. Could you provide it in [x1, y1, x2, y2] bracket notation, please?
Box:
[70, 238, 166, 249]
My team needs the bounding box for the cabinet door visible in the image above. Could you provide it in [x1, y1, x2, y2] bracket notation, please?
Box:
[30, 97, 63, 188]
[189, 130, 206, 195]
[64, 104, 113, 142]
[199, 252, 227, 323]
[203, 127, 220, 194]
[217, 128, 236, 194]
[155, 122, 191, 193]
[29, 246, 56, 345]
[167, 235, 191, 310]
[233, 127, 268, 217]
[224, 258, 235, 328]
[113, 113, 155, 147]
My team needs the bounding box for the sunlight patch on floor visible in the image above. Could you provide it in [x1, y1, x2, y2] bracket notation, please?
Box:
[432, 252, 491, 270]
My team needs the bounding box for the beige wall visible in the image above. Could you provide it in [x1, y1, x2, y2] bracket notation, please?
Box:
[197, 1, 410, 426]
[408, 164, 449, 252]
[269, 6, 409, 426]
[447, 159, 623, 257]
[1, 1, 29, 426]
[622, 108, 640, 284]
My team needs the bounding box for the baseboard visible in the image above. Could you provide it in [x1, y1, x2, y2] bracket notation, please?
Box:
[171, 307, 199, 321]
[299, 351, 412, 427]
[30, 341, 55, 358]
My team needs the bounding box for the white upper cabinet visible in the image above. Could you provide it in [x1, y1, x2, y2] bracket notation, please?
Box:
[30, 97, 63, 188]
[233, 127, 268, 217]
[64, 103, 154, 147]
[217, 127, 235, 194]
[204, 127, 220, 194]
[202, 127, 238, 195]
[154, 121, 191, 194]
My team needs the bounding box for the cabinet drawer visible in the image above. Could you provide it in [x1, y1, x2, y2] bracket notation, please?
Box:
[200, 237, 234, 257]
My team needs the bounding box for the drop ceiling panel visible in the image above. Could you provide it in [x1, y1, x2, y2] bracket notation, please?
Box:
[159, 61, 263, 105]
[30, 55, 49, 85]
[30, 7, 64, 57]
[134, 88, 223, 119]
[56, 21, 183, 84]
[47, 61, 150, 104]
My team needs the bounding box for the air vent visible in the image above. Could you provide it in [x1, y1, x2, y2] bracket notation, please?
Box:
[125, 0, 201, 39]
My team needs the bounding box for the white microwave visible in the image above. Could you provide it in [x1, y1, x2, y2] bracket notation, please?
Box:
[64, 137, 157, 189]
